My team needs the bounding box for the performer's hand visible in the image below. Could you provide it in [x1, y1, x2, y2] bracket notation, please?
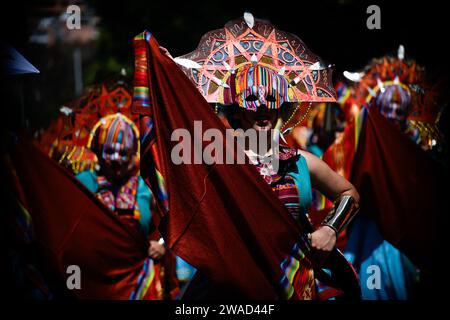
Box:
[148, 240, 166, 260]
[308, 226, 336, 252]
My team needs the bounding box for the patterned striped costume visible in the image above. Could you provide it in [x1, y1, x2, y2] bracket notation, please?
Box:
[246, 145, 316, 299]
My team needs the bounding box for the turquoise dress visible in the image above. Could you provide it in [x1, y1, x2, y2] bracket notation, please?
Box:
[344, 215, 419, 300]
[288, 154, 313, 216]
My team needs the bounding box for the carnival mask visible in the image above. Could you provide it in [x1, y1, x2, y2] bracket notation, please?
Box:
[90, 114, 138, 164]
[234, 65, 291, 111]
[375, 84, 411, 123]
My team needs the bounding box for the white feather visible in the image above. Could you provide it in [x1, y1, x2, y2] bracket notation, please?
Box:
[279, 131, 289, 143]
[211, 76, 230, 88]
[367, 87, 376, 97]
[251, 54, 258, 65]
[309, 62, 321, 70]
[343, 71, 364, 82]
[398, 45, 405, 60]
[174, 57, 202, 69]
[59, 106, 73, 115]
[291, 75, 302, 85]
[308, 61, 327, 71]
[377, 78, 385, 92]
[223, 61, 234, 74]
[244, 12, 254, 29]
[394, 76, 400, 84]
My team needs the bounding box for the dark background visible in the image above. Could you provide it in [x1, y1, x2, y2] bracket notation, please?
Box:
[1, 0, 449, 132]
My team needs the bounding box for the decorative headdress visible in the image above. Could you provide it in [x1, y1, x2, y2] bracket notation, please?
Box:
[38, 74, 139, 174]
[175, 12, 336, 131]
[343, 45, 438, 122]
[73, 74, 135, 146]
[56, 144, 98, 174]
[343, 45, 444, 147]
[87, 113, 139, 163]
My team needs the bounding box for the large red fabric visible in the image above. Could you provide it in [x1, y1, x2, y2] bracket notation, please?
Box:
[132, 32, 310, 299]
[350, 107, 447, 275]
[3, 138, 149, 299]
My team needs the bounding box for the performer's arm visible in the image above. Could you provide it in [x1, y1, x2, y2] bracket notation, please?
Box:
[299, 150, 360, 205]
[299, 150, 360, 252]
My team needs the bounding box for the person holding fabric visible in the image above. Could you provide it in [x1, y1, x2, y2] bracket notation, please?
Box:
[227, 64, 360, 299]
[159, 13, 361, 299]
[322, 47, 445, 299]
[76, 113, 177, 299]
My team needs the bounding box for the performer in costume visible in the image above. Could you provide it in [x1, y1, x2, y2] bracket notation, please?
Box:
[322, 46, 445, 299]
[34, 74, 181, 299]
[3, 56, 180, 301]
[357, 47, 445, 157]
[76, 113, 178, 299]
[172, 13, 361, 299]
[229, 66, 360, 299]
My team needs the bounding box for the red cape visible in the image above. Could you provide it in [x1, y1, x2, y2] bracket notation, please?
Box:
[3, 138, 149, 299]
[350, 107, 447, 276]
